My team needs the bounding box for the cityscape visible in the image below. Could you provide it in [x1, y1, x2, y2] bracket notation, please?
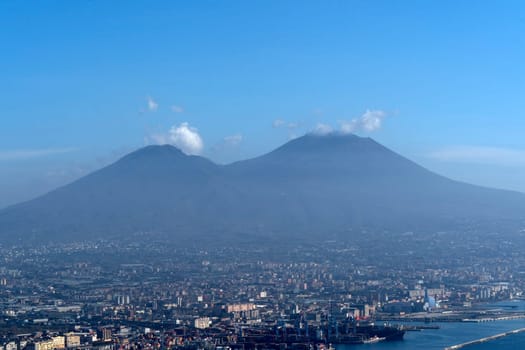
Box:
[1, 226, 525, 349]
[2, 1, 525, 349]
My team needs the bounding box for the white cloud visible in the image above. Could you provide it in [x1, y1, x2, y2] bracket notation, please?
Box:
[171, 105, 184, 113]
[147, 96, 158, 111]
[168, 123, 204, 155]
[339, 109, 387, 134]
[224, 134, 243, 146]
[312, 123, 333, 135]
[272, 119, 286, 128]
[428, 146, 525, 166]
[0, 148, 77, 161]
[360, 109, 386, 131]
[147, 122, 204, 155]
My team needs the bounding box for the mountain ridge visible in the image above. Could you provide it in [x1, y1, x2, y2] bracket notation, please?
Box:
[1, 133, 524, 244]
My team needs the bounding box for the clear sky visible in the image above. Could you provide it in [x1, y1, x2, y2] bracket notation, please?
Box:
[2, 0, 525, 208]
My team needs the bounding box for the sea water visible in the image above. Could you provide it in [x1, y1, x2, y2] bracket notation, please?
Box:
[338, 301, 525, 349]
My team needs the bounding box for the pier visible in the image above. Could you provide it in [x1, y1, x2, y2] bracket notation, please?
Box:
[444, 327, 525, 349]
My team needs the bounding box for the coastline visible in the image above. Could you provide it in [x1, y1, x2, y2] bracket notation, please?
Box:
[377, 299, 525, 324]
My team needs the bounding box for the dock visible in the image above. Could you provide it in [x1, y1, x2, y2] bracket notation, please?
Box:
[444, 327, 525, 349]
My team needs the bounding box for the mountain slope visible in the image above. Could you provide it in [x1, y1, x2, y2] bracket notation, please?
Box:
[1, 134, 524, 243]
[227, 134, 525, 230]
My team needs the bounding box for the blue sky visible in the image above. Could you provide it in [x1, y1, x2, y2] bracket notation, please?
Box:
[2, 0, 525, 208]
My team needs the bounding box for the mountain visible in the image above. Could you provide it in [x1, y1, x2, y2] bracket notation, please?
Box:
[1, 133, 524, 244]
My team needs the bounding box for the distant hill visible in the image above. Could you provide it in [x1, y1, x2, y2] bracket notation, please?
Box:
[1, 133, 524, 244]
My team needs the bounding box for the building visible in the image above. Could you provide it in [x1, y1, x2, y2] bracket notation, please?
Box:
[65, 334, 81, 348]
[51, 336, 65, 349]
[194, 317, 211, 329]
